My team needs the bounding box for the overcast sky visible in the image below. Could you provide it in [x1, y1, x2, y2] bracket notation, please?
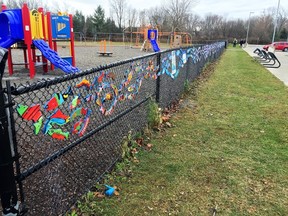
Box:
[9, 0, 288, 20]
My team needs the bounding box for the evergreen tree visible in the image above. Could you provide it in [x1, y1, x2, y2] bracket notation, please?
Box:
[91, 6, 105, 33]
[73, 10, 85, 33]
[279, 28, 288, 40]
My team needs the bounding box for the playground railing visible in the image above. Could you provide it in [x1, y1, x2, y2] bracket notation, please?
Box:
[0, 41, 226, 215]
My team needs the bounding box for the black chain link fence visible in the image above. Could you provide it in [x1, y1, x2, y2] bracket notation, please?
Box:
[1, 42, 225, 215]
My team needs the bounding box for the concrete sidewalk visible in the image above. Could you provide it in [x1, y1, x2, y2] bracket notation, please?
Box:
[242, 44, 288, 86]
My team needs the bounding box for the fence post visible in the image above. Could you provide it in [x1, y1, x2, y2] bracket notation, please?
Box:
[155, 53, 161, 103]
[0, 48, 19, 213]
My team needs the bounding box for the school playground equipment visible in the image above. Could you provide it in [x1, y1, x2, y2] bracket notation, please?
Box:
[128, 26, 192, 51]
[0, 3, 79, 78]
[140, 27, 160, 52]
[97, 40, 113, 56]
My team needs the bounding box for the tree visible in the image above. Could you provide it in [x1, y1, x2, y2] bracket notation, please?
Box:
[183, 13, 201, 37]
[103, 18, 120, 33]
[252, 11, 274, 43]
[279, 28, 288, 40]
[84, 15, 94, 38]
[5, 0, 43, 9]
[0, 0, 3, 12]
[91, 6, 105, 33]
[163, 0, 197, 31]
[127, 7, 137, 28]
[109, 0, 126, 30]
[199, 14, 225, 40]
[73, 10, 86, 33]
[138, 10, 148, 27]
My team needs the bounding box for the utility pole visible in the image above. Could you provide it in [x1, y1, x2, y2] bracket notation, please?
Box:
[272, 0, 281, 43]
[245, 12, 254, 46]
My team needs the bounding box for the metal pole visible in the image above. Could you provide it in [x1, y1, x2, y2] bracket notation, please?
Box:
[0, 48, 19, 213]
[272, 0, 281, 43]
[245, 12, 254, 46]
[155, 53, 161, 103]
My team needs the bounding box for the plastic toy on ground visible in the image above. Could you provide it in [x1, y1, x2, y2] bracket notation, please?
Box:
[104, 185, 115, 196]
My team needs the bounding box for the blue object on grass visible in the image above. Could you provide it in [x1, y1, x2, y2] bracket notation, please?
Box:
[104, 184, 115, 196]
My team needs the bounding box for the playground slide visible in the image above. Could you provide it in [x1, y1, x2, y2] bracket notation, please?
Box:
[150, 39, 160, 52]
[33, 39, 79, 74]
[0, 9, 24, 49]
[0, 38, 19, 49]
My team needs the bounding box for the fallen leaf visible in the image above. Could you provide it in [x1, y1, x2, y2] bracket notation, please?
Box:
[146, 143, 153, 151]
[94, 192, 105, 198]
[165, 122, 172, 127]
[136, 138, 144, 146]
[162, 115, 170, 122]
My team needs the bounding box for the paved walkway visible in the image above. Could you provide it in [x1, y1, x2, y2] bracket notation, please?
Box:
[243, 44, 288, 86]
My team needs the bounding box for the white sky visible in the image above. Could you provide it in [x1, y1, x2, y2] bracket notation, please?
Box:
[3, 0, 288, 20]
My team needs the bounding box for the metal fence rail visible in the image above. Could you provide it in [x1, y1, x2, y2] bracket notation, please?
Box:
[0, 42, 225, 215]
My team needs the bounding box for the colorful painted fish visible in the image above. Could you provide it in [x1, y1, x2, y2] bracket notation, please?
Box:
[75, 78, 91, 90]
[43, 109, 70, 134]
[70, 95, 81, 109]
[16, 104, 43, 135]
[44, 86, 73, 111]
[70, 108, 91, 136]
[48, 129, 69, 140]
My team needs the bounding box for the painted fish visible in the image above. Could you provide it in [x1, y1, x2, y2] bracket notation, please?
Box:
[44, 86, 73, 111]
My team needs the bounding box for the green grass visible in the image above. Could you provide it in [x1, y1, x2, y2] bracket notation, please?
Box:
[72, 47, 288, 215]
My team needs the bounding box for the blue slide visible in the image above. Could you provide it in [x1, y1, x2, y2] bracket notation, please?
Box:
[150, 39, 160, 52]
[0, 9, 24, 48]
[33, 39, 79, 74]
[147, 29, 160, 52]
[0, 38, 19, 49]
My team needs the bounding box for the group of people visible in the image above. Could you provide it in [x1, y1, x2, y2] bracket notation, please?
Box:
[233, 38, 246, 47]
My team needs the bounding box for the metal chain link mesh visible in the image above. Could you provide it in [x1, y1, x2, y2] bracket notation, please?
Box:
[5, 42, 225, 215]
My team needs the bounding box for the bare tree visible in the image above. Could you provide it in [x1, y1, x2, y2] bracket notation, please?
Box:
[163, 0, 198, 31]
[109, 0, 126, 30]
[252, 10, 274, 43]
[5, 0, 43, 9]
[138, 9, 148, 27]
[0, 0, 3, 11]
[127, 7, 137, 28]
[148, 7, 166, 27]
[183, 13, 201, 35]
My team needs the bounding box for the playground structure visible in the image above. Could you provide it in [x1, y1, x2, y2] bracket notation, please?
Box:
[97, 40, 113, 56]
[0, 3, 78, 79]
[140, 27, 160, 52]
[125, 25, 192, 51]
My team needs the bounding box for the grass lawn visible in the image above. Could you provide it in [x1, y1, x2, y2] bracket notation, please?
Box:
[72, 47, 288, 215]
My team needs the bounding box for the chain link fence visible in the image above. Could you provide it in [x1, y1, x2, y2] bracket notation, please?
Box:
[1, 42, 225, 215]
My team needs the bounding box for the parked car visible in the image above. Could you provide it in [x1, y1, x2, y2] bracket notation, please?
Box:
[263, 41, 288, 51]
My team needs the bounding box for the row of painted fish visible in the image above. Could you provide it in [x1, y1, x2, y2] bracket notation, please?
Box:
[16, 43, 225, 140]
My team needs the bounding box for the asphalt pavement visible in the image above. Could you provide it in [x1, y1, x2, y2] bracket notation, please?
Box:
[243, 44, 288, 86]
